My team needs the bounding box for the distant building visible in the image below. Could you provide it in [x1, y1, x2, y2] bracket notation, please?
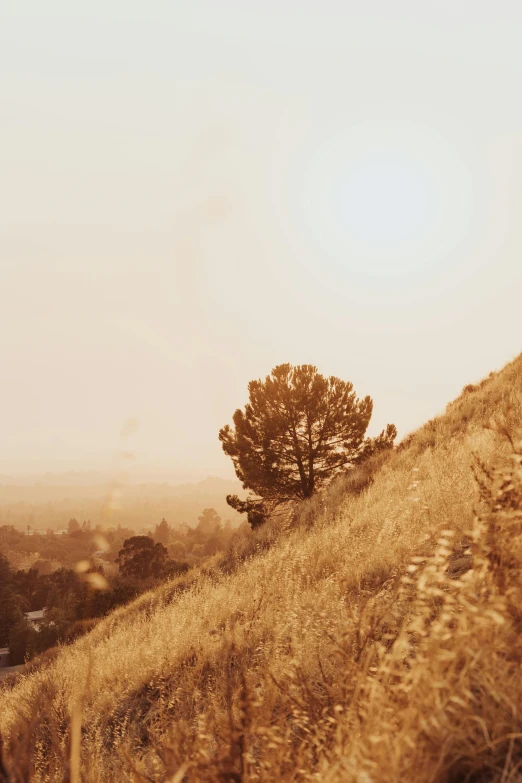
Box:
[26, 608, 46, 626]
[0, 648, 10, 668]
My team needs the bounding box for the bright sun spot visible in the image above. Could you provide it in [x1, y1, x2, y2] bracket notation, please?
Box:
[292, 128, 474, 278]
[341, 157, 431, 244]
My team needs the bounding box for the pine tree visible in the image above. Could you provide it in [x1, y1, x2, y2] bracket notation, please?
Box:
[154, 518, 170, 545]
[219, 363, 396, 527]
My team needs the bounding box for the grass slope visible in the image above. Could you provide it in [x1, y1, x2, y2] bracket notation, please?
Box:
[1, 353, 522, 782]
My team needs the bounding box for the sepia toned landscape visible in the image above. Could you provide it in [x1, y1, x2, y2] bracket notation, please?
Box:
[1, 356, 521, 781]
[2, 3, 522, 782]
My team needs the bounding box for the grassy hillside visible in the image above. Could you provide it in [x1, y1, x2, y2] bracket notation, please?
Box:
[1, 353, 522, 782]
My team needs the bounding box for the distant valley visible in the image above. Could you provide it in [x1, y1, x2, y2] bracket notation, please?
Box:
[0, 475, 244, 531]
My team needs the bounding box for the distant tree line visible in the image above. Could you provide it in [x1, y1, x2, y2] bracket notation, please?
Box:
[0, 507, 247, 665]
[0, 506, 244, 574]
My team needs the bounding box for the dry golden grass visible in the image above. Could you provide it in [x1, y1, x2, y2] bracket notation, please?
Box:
[1, 353, 522, 782]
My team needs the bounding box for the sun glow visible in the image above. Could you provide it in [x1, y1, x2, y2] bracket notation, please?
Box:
[340, 156, 434, 244]
[293, 128, 476, 278]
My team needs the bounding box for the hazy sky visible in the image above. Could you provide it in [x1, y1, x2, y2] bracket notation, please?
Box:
[1, 1, 522, 481]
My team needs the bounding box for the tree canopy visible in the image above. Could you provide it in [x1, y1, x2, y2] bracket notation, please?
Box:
[116, 536, 169, 580]
[196, 508, 222, 536]
[116, 535, 189, 580]
[219, 363, 396, 527]
[154, 518, 170, 545]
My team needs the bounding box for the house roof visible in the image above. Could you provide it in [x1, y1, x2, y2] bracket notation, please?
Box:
[26, 609, 46, 621]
